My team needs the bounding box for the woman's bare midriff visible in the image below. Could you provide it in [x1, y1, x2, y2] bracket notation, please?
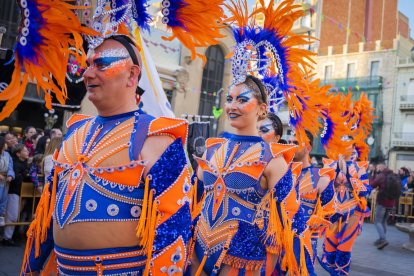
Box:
[53, 220, 139, 250]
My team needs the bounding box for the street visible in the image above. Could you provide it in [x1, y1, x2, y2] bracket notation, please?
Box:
[0, 223, 413, 275]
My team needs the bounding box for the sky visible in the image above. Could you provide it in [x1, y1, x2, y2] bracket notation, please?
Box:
[399, 0, 414, 38]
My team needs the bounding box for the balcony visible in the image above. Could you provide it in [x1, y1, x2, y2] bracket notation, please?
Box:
[400, 95, 414, 111]
[321, 76, 383, 91]
[392, 133, 414, 148]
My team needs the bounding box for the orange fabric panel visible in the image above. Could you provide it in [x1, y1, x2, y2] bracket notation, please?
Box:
[356, 161, 368, 170]
[193, 156, 211, 172]
[270, 143, 297, 164]
[284, 188, 299, 220]
[322, 158, 335, 167]
[156, 168, 190, 225]
[66, 114, 93, 129]
[93, 163, 145, 187]
[148, 117, 188, 146]
[206, 137, 227, 148]
[319, 167, 335, 182]
[151, 237, 186, 275]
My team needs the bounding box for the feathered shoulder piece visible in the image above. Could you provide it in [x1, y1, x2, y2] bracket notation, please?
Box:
[321, 93, 353, 160]
[160, 0, 225, 61]
[0, 0, 97, 120]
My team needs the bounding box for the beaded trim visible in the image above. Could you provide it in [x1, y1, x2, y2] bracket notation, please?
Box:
[55, 248, 146, 261]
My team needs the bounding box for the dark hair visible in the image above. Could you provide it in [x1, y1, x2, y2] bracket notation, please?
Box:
[11, 144, 25, 156]
[33, 154, 43, 166]
[267, 113, 283, 136]
[24, 126, 36, 134]
[30, 133, 40, 143]
[0, 136, 5, 151]
[279, 138, 287, 144]
[305, 130, 314, 148]
[400, 167, 410, 176]
[244, 75, 267, 105]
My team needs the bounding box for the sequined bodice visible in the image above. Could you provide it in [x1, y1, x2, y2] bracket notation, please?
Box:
[198, 133, 273, 227]
[54, 111, 150, 228]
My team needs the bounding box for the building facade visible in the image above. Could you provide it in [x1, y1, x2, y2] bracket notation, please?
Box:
[311, 0, 413, 162]
[389, 55, 414, 170]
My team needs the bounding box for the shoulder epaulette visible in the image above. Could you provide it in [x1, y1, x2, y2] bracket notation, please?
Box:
[148, 117, 188, 146]
[318, 167, 335, 181]
[205, 137, 227, 148]
[65, 114, 93, 129]
[270, 143, 297, 164]
[322, 158, 336, 167]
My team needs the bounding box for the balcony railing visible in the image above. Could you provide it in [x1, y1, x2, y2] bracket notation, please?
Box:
[321, 76, 383, 91]
[392, 132, 414, 147]
[399, 95, 414, 110]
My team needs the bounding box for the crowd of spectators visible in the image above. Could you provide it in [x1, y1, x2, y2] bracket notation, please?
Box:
[369, 163, 414, 250]
[0, 126, 62, 246]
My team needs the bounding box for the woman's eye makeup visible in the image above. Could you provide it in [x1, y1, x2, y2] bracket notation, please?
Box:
[259, 126, 270, 133]
[259, 123, 273, 133]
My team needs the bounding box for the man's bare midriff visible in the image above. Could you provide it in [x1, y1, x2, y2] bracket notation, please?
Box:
[54, 221, 140, 249]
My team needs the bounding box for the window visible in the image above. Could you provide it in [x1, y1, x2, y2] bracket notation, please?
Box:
[199, 46, 224, 116]
[408, 78, 414, 95]
[0, 1, 20, 49]
[346, 63, 355, 79]
[370, 61, 380, 78]
[324, 65, 332, 81]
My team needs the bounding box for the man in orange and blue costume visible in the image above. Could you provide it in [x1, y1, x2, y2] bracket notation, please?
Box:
[21, 36, 192, 275]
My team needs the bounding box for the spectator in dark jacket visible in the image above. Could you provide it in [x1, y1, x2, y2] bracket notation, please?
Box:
[370, 163, 396, 250]
[2, 144, 29, 246]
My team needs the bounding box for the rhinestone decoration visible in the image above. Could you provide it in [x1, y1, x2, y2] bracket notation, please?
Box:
[130, 206, 142, 218]
[107, 204, 119, 216]
[85, 199, 97, 212]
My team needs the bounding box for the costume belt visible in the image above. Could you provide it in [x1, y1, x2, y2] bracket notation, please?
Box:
[55, 245, 146, 276]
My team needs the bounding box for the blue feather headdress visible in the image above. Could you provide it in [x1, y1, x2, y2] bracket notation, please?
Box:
[226, 0, 326, 147]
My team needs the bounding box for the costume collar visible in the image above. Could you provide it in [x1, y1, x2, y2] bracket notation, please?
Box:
[221, 132, 264, 143]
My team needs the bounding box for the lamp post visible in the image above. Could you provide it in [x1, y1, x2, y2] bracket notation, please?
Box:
[44, 109, 58, 130]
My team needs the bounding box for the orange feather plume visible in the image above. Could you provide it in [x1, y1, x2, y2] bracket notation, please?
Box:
[0, 0, 97, 120]
[162, 0, 225, 62]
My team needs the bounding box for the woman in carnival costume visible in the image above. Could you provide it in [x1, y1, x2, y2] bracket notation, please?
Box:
[257, 64, 336, 276]
[319, 92, 375, 276]
[189, 0, 321, 274]
[0, 0, 225, 275]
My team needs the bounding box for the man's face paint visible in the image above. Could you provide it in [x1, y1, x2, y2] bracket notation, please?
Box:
[86, 48, 131, 77]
